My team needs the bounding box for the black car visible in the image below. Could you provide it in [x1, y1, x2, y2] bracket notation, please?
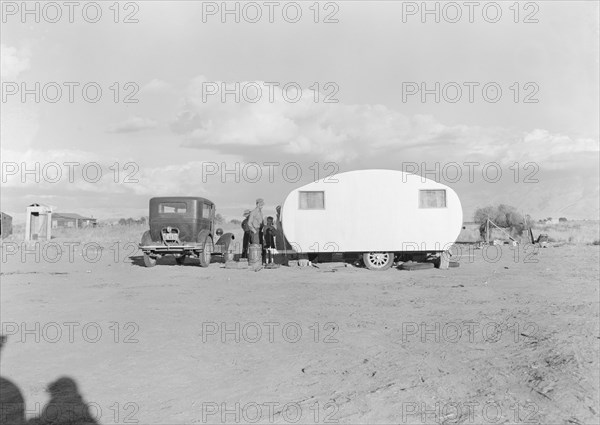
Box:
[139, 197, 234, 268]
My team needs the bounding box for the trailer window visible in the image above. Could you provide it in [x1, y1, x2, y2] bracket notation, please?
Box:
[159, 202, 187, 214]
[419, 190, 446, 208]
[299, 191, 325, 209]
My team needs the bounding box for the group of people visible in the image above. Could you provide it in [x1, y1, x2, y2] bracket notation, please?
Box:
[240, 198, 279, 264]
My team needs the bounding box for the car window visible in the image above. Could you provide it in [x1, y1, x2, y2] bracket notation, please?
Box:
[202, 204, 212, 218]
[159, 202, 187, 214]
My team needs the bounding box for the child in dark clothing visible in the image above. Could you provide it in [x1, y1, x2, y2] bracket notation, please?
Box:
[241, 210, 251, 259]
[263, 216, 277, 264]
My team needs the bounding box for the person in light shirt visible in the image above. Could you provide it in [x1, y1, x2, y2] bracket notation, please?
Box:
[248, 198, 264, 245]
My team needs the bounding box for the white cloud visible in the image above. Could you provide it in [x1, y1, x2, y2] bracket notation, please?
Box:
[142, 78, 173, 93]
[108, 116, 158, 133]
[171, 77, 600, 169]
[0, 44, 30, 80]
[3, 76, 598, 220]
[0, 148, 240, 202]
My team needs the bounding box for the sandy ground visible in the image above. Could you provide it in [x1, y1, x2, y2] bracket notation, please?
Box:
[1, 242, 598, 424]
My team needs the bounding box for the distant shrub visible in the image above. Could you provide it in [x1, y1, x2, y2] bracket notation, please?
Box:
[473, 204, 530, 238]
[230, 219, 241, 225]
[559, 217, 568, 223]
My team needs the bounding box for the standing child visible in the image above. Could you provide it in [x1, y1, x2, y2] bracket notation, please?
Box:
[263, 216, 277, 264]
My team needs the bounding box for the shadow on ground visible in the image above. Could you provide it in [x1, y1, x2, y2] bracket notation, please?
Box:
[0, 335, 99, 425]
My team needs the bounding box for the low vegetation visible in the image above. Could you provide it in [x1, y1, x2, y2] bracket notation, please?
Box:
[533, 220, 600, 245]
[5, 215, 599, 248]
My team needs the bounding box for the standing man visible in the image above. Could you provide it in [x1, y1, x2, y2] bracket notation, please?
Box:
[248, 198, 264, 245]
[240, 210, 251, 258]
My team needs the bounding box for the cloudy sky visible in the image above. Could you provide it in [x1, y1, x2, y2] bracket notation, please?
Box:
[1, 1, 599, 222]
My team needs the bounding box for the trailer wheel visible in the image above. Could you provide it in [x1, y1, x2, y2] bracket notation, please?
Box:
[363, 252, 394, 271]
[175, 255, 186, 265]
[143, 253, 157, 268]
[198, 235, 213, 268]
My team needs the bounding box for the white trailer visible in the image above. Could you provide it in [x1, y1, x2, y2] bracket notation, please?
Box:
[279, 169, 463, 270]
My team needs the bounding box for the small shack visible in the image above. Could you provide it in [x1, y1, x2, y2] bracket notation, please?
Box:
[25, 203, 52, 241]
[52, 213, 97, 229]
[1, 212, 13, 238]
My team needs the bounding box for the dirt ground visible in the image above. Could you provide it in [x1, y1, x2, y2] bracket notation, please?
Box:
[1, 242, 598, 424]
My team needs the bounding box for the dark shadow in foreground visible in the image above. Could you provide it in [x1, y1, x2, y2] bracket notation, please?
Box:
[1, 335, 99, 425]
[0, 335, 25, 424]
[28, 377, 99, 425]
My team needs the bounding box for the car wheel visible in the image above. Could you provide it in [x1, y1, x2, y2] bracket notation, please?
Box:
[199, 235, 213, 268]
[143, 253, 157, 268]
[363, 252, 394, 271]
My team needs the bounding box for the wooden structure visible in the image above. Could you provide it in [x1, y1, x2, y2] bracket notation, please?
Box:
[0, 212, 13, 238]
[52, 213, 97, 229]
[25, 204, 52, 241]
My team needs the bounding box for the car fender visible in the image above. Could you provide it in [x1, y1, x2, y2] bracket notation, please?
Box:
[140, 230, 154, 247]
[197, 229, 212, 245]
[216, 233, 235, 251]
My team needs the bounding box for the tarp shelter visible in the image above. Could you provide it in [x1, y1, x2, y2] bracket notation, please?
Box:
[25, 204, 52, 241]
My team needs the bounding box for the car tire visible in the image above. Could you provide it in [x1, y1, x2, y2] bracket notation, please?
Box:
[143, 253, 157, 268]
[199, 234, 213, 268]
[363, 252, 394, 271]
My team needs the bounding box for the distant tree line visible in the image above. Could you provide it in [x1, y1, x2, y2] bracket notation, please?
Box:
[114, 215, 228, 226]
[537, 217, 568, 223]
[473, 205, 571, 239]
[117, 217, 147, 225]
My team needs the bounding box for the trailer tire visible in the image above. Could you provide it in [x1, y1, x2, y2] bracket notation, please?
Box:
[363, 252, 394, 271]
[143, 253, 157, 268]
[175, 255, 186, 265]
[198, 232, 213, 268]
